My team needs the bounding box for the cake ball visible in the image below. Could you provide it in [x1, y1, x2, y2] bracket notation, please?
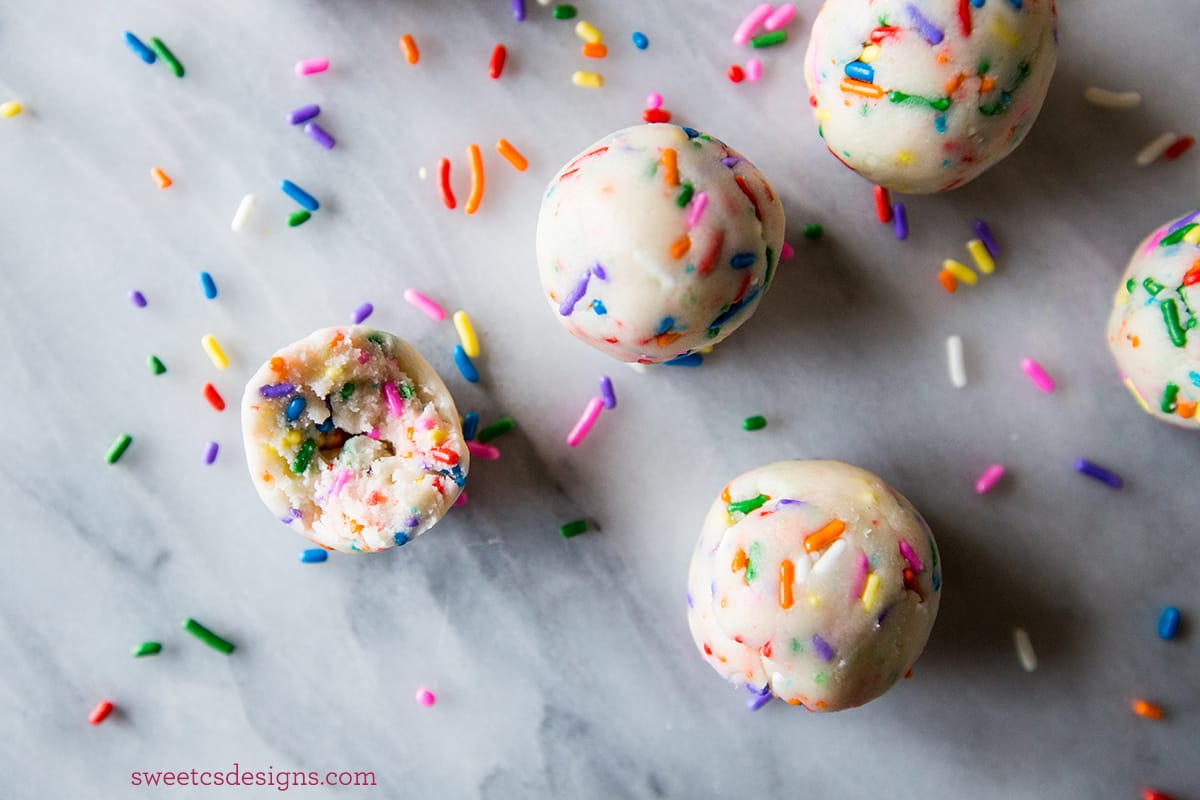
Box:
[536, 124, 786, 363]
[1107, 211, 1200, 428]
[241, 326, 468, 553]
[804, 0, 1058, 194]
[687, 460, 941, 711]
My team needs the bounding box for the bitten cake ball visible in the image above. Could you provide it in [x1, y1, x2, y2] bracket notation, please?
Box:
[241, 326, 468, 553]
[536, 124, 786, 363]
[804, 0, 1058, 194]
[687, 460, 941, 711]
[1107, 211, 1200, 428]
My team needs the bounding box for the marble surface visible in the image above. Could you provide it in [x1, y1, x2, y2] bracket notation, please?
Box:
[1, 0, 1197, 797]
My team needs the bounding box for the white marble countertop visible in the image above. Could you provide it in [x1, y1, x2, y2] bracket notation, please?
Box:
[1, 0, 1197, 797]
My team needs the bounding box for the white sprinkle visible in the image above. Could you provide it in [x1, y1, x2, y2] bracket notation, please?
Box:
[627, 363, 648, 374]
[1013, 627, 1037, 672]
[1083, 87, 1142, 110]
[231, 194, 257, 233]
[946, 335, 966, 388]
[1136, 132, 1177, 167]
[811, 539, 845, 575]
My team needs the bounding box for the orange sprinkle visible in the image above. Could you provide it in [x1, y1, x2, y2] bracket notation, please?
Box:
[661, 148, 678, 186]
[803, 519, 846, 553]
[1131, 336, 1140, 348]
[151, 167, 172, 189]
[945, 72, 965, 93]
[935, 52, 950, 64]
[329, 330, 344, 347]
[399, 34, 419, 64]
[269, 356, 286, 372]
[495, 138, 528, 171]
[1177, 400, 1197, 419]
[464, 143, 485, 215]
[732, 548, 747, 572]
[938, 270, 958, 293]
[1132, 699, 1164, 720]
[654, 331, 682, 347]
[980, 76, 996, 92]
[839, 78, 885, 99]
[779, 560, 795, 609]
[721, 486, 731, 503]
[581, 42, 607, 58]
[669, 234, 691, 259]
[786, 698, 802, 706]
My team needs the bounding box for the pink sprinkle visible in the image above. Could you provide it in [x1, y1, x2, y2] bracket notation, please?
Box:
[358, 351, 370, 364]
[746, 57, 763, 82]
[732, 3, 773, 45]
[898, 540, 924, 573]
[1020, 358, 1056, 393]
[453, 491, 468, 507]
[415, 688, 436, 707]
[686, 192, 709, 228]
[850, 552, 869, 599]
[403, 288, 447, 321]
[367, 427, 380, 440]
[330, 468, 353, 496]
[646, 92, 663, 110]
[467, 441, 500, 460]
[566, 397, 605, 447]
[295, 57, 329, 76]
[975, 464, 1006, 494]
[384, 382, 405, 417]
[780, 241, 795, 260]
[763, 3, 796, 31]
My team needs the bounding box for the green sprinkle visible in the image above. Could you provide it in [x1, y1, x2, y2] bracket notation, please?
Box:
[292, 438, 316, 473]
[147, 355, 166, 375]
[750, 30, 787, 48]
[182, 618, 235, 655]
[790, 637, 802, 653]
[742, 415, 767, 431]
[131, 641, 162, 657]
[888, 90, 950, 111]
[1143, 277, 1165, 295]
[477, 417, 515, 443]
[728, 493, 768, 515]
[814, 672, 827, 685]
[1125, 278, 1137, 294]
[1161, 224, 1196, 246]
[978, 59, 990, 74]
[149, 37, 185, 78]
[399, 383, 414, 399]
[106, 434, 133, 464]
[340, 381, 355, 400]
[367, 333, 386, 346]
[803, 223, 824, 240]
[1162, 382, 1180, 414]
[745, 542, 761, 581]
[552, 3, 577, 19]
[560, 519, 589, 538]
[676, 182, 694, 208]
[1162, 299, 1188, 347]
[288, 209, 311, 227]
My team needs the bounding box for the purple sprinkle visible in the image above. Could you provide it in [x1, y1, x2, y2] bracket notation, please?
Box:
[591, 262, 607, 280]
[305, 121, 335, 149]
[558, 272, 591, 316]
[259, 382, 295, 398]
[973, 219, 999, 258]
[893, 202, 908, 240]
[512, 0, 526, 21]
[775, 498, 804, 507]
[405, 515, 420, 528]
[746, 693, 773, 711]
[202, 441, 219, 465]
[906, 3, 944, 44]
[686, 592, 694, 608]
[811, 634, 835, 662]
[721, 156, 742, 168]
[287, 104, 320, 125]
[281, 508, 301, 523]
[1168, 208, 1200, 234]
[599, 375, 617, 409]
[352, 302, 374, 324]
[129, 290, 147, 308]
[747, 683, 771, 697]
[1074, 458, 1123, 489]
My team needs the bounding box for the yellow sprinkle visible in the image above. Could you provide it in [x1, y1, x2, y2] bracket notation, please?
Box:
[1185, 226, 1200, 245]
[966, 239, 995, 275]
[943, 258, 978, 286]
[815, 108, 832, 123]
[1123, 377, 1152, 414]
[990, 17, 1020, 49]
[895, 151, 913, 165]
[0, 101, 22, 117]
[862, 573, 880, 610]
[452, 310, 480, 358]
[200, 334, 229, 370]
[574, 20, 603, 44]
[860, 44, 881, 63]
[571, 70, 604, 89]
[282, 430, 302, 447]
[698, 346, 714, 354]
[429, 428, 448, 446]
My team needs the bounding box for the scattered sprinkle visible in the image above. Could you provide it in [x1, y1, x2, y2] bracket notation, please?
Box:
[300, 548, 328, 563]
[488, 44, 507, 80]
[566, 397, 604, 447]
[295, 57, 329, 76]
[1083, 87, 1141, 109]
[1142, 790, 1180, 800]
[746, 57, 763, 82]
[496, 138, 528, 171]
[106, 434, 133, 464]
[151, 167, 172, 189]
[572, 70, 604, 88]
[453, 310, 480, 358]
[462, 411, 480, 441]
[231, 194, 257, 232]
[803, 224, 823, 240]
[727, 64, 745, 83]
[1012, 627, 1037, 672]
[575, 20, 602, 44]
[182, 617, 235, 654]
[582, 42, 607, 59]
[764, 3, 797, 31]
[149, 37, 184, 78]
[437, 158, 456, 209]
[89, 701, 114, 726]
[202, 383, 226, 411]
[665, 353, 703, 367]
[399, 34, 420, 65]
[281, 179, 319, 211]
[967, 238, 995, 274]
[599, 375, 616, 409]
[477, 417, 515, 443]
[124, 31, 156, 64]
[946, 335, 966, 388]
[203, 441, 219, 465]
[201, 334, 229, 370]
[973, 218, 999, 257]
[1131, 699, 1164, 720]
[893, 202, 908, 239]
[416, 688, 437, 707]
[464, 144, 485, 215]
[943, 258, 977, 285]
[873, 185, 892, 223]
[467, 440, 500, 460]
[560, 519, 589, 538]
[632, 31, 649, 49]
[780, 242, 795, 259]
[938, 270, 957, 293]
[304, 121, 336, 149]
[288, 209, 311, 227]
[554, 4, 577, 20]
[199, 271, 218, 299]
[750, 30, 787, 48]
[0, 100, 22, 117]
[512, 0, 526, 21]
[733, 3, 772, 45]
[352, 302, 374, 324]
[1136, 132, 1177, 167]
[742, 415, 767, 431]
[1162, 135, 1195, 161]
[287, 104, 320, 125]
[147, 355, 166, 375]
[747, 692, 772, 711]
[454, 344, 480, 383]
[129, 290, 147, 308]
[130, 642, 161, 657]
[1019, 358, 1055, 393]
[1074, 458, 1123, 489]
[975, 464, 1005, 495]
[1157, 606, 1181, 640]
[404, 289, 447, 321]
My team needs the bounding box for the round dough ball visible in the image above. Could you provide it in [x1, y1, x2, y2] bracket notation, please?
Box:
[804, 0, 1058, 194]
[536, 123, 786, 363]
[241, 326, 469, 553]
[687, 460, 941, 711]
[1107, 212, 1200, 428]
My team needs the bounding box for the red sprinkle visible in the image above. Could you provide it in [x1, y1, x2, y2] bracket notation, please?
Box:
[203, 383, 226, 412]
[1163, 135, 1195, 161]
[873, 185, 893, 223]
[642, 108, 671, 123]
[727, 64, 745, 83]
[1141, 791, 1179, 800]
[957, 0, 972, 35]
[89, 701, 114, 726]
[1183, 259, 1200, 286]
[437, 158, 456, 210]
[488, 44, 507, 79]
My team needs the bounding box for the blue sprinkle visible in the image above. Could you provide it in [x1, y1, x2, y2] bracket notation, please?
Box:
[681, 126, 700, 139]
[315, 418, 334, 433]
[591, 299, 607, 315]
[934, 115, 947, 134]
[1158, 606, 1181, 640]
[971, 0, 985, 6]
[1074, 458, 1122, 489]
[931, 569, 941, 591]
[454, 345, 480, 383]
[393, 532, 410, 547]
[665, 353, 703, 367]
[631, 31, 648, 50]
[1007, 0, 1021, 8]
[281, 179, 319, 211]
[1188, 370, 1200, 388]
[299, 548, 328, 563]
[844, 60, 874, 83]
[709, 287, 761, 328]
[124, 32, 156, 64]
[285, 396, 307, 422]
[656, 316, 675, 335]
[199, 271, 217, 299]
[462, 411, 480, 440]
[730, 252, 756, 270]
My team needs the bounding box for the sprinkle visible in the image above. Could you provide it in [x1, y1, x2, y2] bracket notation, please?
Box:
[975, 464, 1005, 494]
[1161, 299, 1188, 347]
[1135, 132, 1177, 167]
[304, 121, 336, 149]
[399, 34, 420, 64]
[287, 104, 320, 125]
[845, 61, 874, 83]
[632, 31, 649, 49]
[281, 179, 319, 211]
[89, 701, 114, 726]
[512, 0, 526, 20]
[742, 415, 767, 431]
[1083, 87, 1141, 109]
[728, 494, 767, 515]
[811, 635, 835, 662]
[664, 353, 703, 367]
[1131, 699, 1164, 720]
[182, 617, 236, 654]
[906, 3, 944, 43]
[803, 519, 846, 553]
[488, 44, 507, 79]
[1074, 458, 1123, 489]
[464, 144, 485, 215]
[1013, 627, 1036, 671]
[106, 434, 133, 464]
[295, 58, 329, 76]
[899, 540, 924, 573]
[861, 573, 880, 609]
[1161, 382, 1180, 414]
[292, 438, 316, 473]
[380, 382, 404, 418]
[201, 334, 228, 370]
[203, 383, 226, 411]
[437, 158, 456, 209]
[560, 519, 589, 538]
[1163, 135, 1195, 161]
[1157, 607, 1181, 640]
[149, 38, 184, 77]
[416, 688, 437, 707]
[781, 242, 795, 259]
[873, 185, 892, 223]
[453, 491, 468, 507]
[300, 548, 328, 563]
[1143, 790, 1180, 800]
[1019, 358, 1055, 393]
[129, 290, 147, 308]
[779, 560, 795, 609]
[462, 412, 480, 441]
[582, 42, 607, 58]
[478, 417, 515, 443]
[288, 210, 311, 227]
[496, 138, 528, 171]
[746, 58, 763, 82]
[661, 148, 679, 186]
[749, 30, 787, 48]
[973, 219, 999, 257]
[944, 259, 977, 285]
[198, 271, 217, 299]
[732, 4, 772, 45]
[124, 32, 156, 64]
[643, 108, 671, 123]
[0, 100, 22, 117]
[938, 270, 958, 293]
[575, 20, 602, 44]
[203, 441, 219, 465]
[687, 192, 709, 228]
[946, 335, 966, 388]
[352, 302, 374, 324]
[147, 355, 166, 375]
[553, 4, 577, 19]
[599, 376, 617, 409]
[404, 289, 447, 321]
[747, 692, 772, 711]
[259, 383, 294, 399]
[566, 397, 605, 447]
[727, 64, 746, 83]
[130, 642, 161, 657]
[151, 167, 172, 189]
[730, 252, 756, 269]
[893, 202, 908, 240]
[669, 235, 691, 259]
[559, 272, 590, 315]
[764, 3, 797, 31]
[452, 310, 481, 358]
[803, 224, 823, 240]
[465, 439, 501, 462]
[231, 194, 257, 232]
[454, 345, 480, 383]
[967, 238, 995, 274]
[646, 93, 663, 110]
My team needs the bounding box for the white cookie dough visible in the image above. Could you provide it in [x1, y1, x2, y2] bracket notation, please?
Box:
[241, 326, 468, 553]
[804, 0, 1058, 194]
[536, 123, 786, 363]
[687, 460, 941, 711]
